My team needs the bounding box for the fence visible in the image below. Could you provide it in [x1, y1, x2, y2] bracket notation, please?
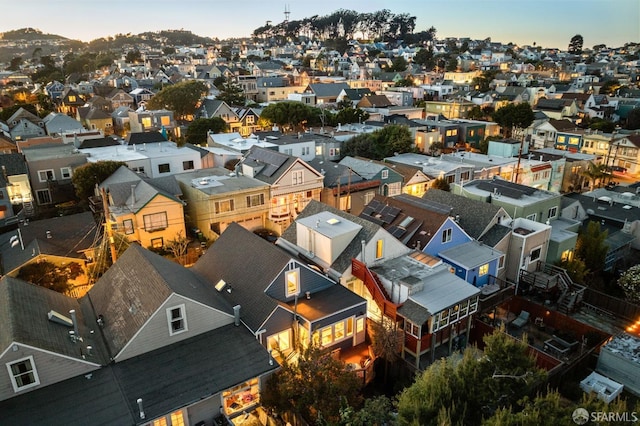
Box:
[583, 287, 640, 322]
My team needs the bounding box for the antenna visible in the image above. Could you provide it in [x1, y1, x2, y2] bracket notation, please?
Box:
[284, 4, 290, 22]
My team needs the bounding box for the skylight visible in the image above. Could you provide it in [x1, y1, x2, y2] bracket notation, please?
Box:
[399, 216, 414, 228]
[327, 218, 340, 225]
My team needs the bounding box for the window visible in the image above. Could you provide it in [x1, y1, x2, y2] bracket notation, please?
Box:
[530, 246, 542, 262]
[36, 189, 52, 205]
[246, 194, 265, 207]
[38, 169, 54, 182]
[167, 305, 187, 335]
[498, 255, 505, 270]
[557, 136, 566, 143]
[123, 219, 134, 235]
[7, 356, 40, 392]
[468, 297, 478, 314]
[547, 207, 557, 219]
[405, 321, 419, 338]
[381, 170, 389, 179]
[364, 191, 375, 205]
[214, 199, 234, 214]
[141, 117, 152, 128]
[182, 160, 194, 170]
[292, 170, 303, 185]
[246, 115, 254, 124]
[346, 318, 353, 336]
[321, 327, 332, 346]
[526, 213, 536, 221]
[334, 322, 345, 340]
[158, 163, 170, 174]
[160, 116, 171, 126]
[68, 95, 76, 102]
[151, 237, 163, 248]
[442, 228, 452, 243]
[302, 146, 309, 155]
[285, 269, 299, 297]
[356, 317, 364, 333]
[268, 330, 291, 352]
[284, 148, 293, 155]
[479, 263, 489, 276]
[60, 167, 72, 179]
[375, 239, 384, 259]
[143, 212, 168, 232]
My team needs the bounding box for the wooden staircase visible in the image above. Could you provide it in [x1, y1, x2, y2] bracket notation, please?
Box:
[352, 258, 400, 320]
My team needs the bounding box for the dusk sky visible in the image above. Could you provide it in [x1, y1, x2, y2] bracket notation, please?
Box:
[2, 0, 638, 49]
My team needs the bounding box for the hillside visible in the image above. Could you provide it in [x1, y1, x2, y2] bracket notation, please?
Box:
[0, 27, 68, 41]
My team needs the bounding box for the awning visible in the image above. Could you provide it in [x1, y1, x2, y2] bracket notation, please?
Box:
[531, 164, 552, 172]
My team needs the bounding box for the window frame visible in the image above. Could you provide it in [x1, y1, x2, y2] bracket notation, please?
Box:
[143, 211, 168, 232]
[60, 167, 72, 179]
[38, 169, 55, 183]
[158, 163, 171, 174]
[122, 218, 134, 235]
[182, 160, 194, 171]
[292, 170, 303, 185]
[547, 206, 557, 219]
[375, 239, 384, 259]
[478, 263, 489, 276]
[442, 228, 452, 243]
[166, 304, 188, 336]
[7, 355, 40, 392]
[530, 246, 542, 262]
[381, 170, 389, 179]
[214, 199, 235, 214]
[285, 268, 300, 298]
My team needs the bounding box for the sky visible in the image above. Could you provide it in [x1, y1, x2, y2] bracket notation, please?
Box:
[1, 0, 638, 49]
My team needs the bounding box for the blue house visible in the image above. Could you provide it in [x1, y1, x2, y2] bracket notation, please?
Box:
[438, 240, 504, 287]
[421, 216, 473, 257]
[554, 129, 584, 152]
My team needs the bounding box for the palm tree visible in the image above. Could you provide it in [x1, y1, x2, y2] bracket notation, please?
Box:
[581, 161, 609, 191]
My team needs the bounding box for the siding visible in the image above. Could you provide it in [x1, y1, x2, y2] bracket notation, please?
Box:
[116, 294, 234, 361]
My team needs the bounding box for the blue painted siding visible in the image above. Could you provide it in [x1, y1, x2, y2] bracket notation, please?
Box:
[440, 257, 498, 287]
[422, 218, 472, 257]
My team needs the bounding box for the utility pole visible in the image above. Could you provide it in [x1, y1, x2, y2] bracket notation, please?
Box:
[513, 132, 524, 184]
[100, 187, 118, 264]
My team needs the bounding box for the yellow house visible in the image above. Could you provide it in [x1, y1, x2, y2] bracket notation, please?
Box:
[100, 166, 186, 248]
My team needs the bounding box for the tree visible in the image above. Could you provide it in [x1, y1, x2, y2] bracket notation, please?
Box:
[88, 232, 131, 281]
[396, 327, 545, 426]
[431, 177, 451, 191]
[165, 231, 190, 266]
[491, 103, 535, 139]
[568, 34, 584, 54]
[259, 101, 312, 133]
[17, 261, 83, 293]
[340, 395, 396, 426]
[555, 258, 589, 285]
[185, 117, 227, 145]
[8, 56, 23, 71]
[618, 264, 640, 303]
[72, 161, 127, 201]
[580, 161, 608, 190]
[370, 320, 401, 384]
[125, 49, 142, 63]
[599, 79, 621, 96]
[575, 221, 609, 274]
[389, 56, 408, 72]
[414, 47, 435, 69]
[335, 107, 369, 125]
[261, 345, 362, 424]
[627, 107, 640, 130]
[146, 80, 208, 120]
[215, 81, 246, 107]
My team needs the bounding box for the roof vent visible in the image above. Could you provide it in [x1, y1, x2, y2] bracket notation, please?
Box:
[46, 230, 52, 239]
[48, 310, 73, 327]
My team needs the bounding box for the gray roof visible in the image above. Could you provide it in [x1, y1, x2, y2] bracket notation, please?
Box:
[563, 193, 640, 225]
[438, 240, 503, 269]
[100, 166, 182, 213]
[192, 223, 291, 331]
[0, 324, 276, 426]
[306, 158, 366, 188]
[126, 131, 168, 145]
[422, 189, 504, 239]
[397, 298, 430, 324]
[240, 146, 297, 185]
[88, 244, 232, 357]
[0, 212, 99, 274]
[174, 167, 268, 195]
[21, 143, 88, 162]
[479, 223, 512, 247]
[338, 156, 389, 180]
[279, 200, 381, 274]
[307, 82, 350, 98]
[0, 276, 107, 363]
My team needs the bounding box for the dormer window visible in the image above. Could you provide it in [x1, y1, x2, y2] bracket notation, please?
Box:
[285, 268, 300, 297]
[381, 170, 389, 179]
[7, 356, 40, 392]
[167, 305, 187, 335]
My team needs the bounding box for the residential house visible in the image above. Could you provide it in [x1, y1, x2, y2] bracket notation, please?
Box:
[0, 153, 33, 219]
[412, 119, 461, 149]
[393, 162, 432, 198]
[0, 243, 278, 424]
[129, 87, 155, 108]
[597, 333, 640, 397]
[41, 113, 85, 137]
[305, 83, 350, 104]
[424, 100, 476, 120]
[530, 118, 577, 150]
[207, 132, 278, 155]
[307, 159, 379, 216]
[0, 212, 98, 293]
[4, 108, 46, 141]
[604, 133, 640, 176]
[111, 106, 133, 136]
[99, 166, 186, 249]
[535, 98, 579, 120]
[251, 130, 317, 162]
[174, 167, 271, 240]
[378, 90, 414, 107]
[502, 216, 553, 283]
[196, 99, 240, 133]
[105, 89, 135, 110]
[56, 87, 85, 117]
[128, 109, 176, 134]
[338, 156, 403, 198]
[357, 94, 395, 109]
[192, 223, 369, 365]
[384, 152, 475, 186]
[337, 88, 373, 107]
[22, 143, 88, 206]
[555, 127, 586, 152]
[0, 134, 17, 154]
[76, 106, 113, 135]
[532, 148, 597, 192]
[237, 146, 324, 232]
[233, 108, 262, 137]
[276, 200, 412, 291]
[44, 81, 65, 101]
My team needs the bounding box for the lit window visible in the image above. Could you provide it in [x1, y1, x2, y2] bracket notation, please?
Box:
[285, 269, 299, 297]
[141, 117, 152, 128]
[334, 322, 345, 340]
[375, 239, 384, 259]
[405, 321, 419, 338]
[346, 318, 353, 336]
[161, 116, 171, 126]
[479, 263, 489, 276]
[169, 411, 185, 426]
[123, 219, 134, 234]
[321, 327, 333, 346]
[151, 237, 163, 248]
[356, 317, 364, 333]
[214, 199, 235, 213]
[7, 356, 40, 392]
[268, 330, 290, 352]
[442, 228, 452, 243]
[167, 305, 187, 335]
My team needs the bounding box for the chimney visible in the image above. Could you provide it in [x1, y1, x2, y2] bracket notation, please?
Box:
[233, 305, 241, 326]
[137, 398, 145, 419]
[69, 309, 79, 340]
